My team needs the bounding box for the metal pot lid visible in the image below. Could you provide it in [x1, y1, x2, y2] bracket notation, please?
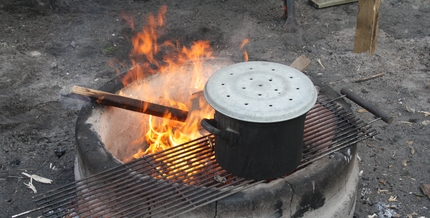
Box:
[203, 61, 317, 123]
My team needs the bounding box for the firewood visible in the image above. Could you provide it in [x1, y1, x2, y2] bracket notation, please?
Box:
[71, 86, 189, 122]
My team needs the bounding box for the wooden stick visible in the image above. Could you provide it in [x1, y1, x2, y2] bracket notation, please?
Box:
[353, 72, 385, 83]
[71, 86, 188, 122]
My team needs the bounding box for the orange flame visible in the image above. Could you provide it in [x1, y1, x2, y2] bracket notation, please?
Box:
[241, 38, 249, 62]
[119, 6, 215, 163]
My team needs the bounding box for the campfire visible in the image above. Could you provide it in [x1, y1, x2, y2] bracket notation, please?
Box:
[58, 77, 381, 218]
[115, 6, 214, 161]
[98, 7, 254, 166]
[14, 6, 392, 218]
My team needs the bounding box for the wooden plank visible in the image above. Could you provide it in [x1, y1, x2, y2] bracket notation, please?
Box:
[354, 0, 381, 54]
[309, 0, 358, 9]
[290, 55, 312, 72]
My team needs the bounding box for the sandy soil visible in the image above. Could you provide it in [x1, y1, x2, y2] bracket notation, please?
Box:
[0, 0, 429, 217]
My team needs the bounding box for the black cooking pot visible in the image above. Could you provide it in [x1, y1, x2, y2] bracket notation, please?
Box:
[201, 61, 317, 180]
[201, 112, 306, 180]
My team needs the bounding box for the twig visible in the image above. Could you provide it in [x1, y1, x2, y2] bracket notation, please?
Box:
[24, 177, 37, 193]
[317, 59, 326, 69]
[8, 176, 25, 179]
[418, 110, 430, 117]
[353, 72, 385, 83]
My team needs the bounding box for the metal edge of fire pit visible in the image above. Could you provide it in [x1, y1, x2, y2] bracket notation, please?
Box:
[214, 153, 358, 218]
[74, 74, 127, 179]
[74, 69, 359, 217]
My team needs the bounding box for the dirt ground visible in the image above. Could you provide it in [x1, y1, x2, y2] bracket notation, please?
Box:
[0, 0, 429, 217]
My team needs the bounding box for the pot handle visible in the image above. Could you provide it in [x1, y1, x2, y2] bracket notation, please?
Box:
[201, 119, 239, 146]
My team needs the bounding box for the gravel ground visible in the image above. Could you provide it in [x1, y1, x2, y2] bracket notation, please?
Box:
[0, 0, 429, 217]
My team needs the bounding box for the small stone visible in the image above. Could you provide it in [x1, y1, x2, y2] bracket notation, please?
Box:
[420, 184, 430, 199]
[54, 148, 66, 158]
[9, 158, 21, 166]
[50, 61, 58, 69]
[29, 51, 42, 57]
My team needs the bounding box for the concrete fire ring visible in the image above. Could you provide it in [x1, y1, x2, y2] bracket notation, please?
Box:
[74, 72, 359, 218]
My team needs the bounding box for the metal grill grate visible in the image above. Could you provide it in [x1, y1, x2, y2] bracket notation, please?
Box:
[14, 93, 379, 218]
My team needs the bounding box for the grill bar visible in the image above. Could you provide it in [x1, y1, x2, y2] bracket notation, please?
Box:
[17, 93, 379, 218]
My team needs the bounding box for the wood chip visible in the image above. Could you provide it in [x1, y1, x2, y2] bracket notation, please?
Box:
[402, 160, 408, 167]
[290, 55, 311, 72]
[24, 177, 37, 193]
[22, 172, 53, 184]
[357, 108, 368, 113]
[398, 121, 413, 127]
[403, 103, 415, 113]
[377, 188, 391, 194]
[406, 141, 415, 154]
[421, 184, 430, 200]
[409, 146, 415, 155]
[214, 174, 226, 183]
[421, 120, 430, 126]
[418, 110, 430, 116]
[388, 195, 398, 202]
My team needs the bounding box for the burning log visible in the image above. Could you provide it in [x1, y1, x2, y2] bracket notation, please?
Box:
[70, 85, 189, 122]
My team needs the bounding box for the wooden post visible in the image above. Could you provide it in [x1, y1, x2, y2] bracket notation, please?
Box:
[354, 0, 381, 54]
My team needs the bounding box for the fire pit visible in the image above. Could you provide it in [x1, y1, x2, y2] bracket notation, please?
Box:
[70, 64, 366, 217]
[11, 7, 392, 217]
[17, 62, 385, 218]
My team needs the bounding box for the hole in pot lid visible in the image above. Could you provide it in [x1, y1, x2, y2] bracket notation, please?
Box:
[203, 61, 317, 123]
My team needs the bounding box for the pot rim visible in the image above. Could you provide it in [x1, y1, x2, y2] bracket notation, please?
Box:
[203, 61, 317, 123]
